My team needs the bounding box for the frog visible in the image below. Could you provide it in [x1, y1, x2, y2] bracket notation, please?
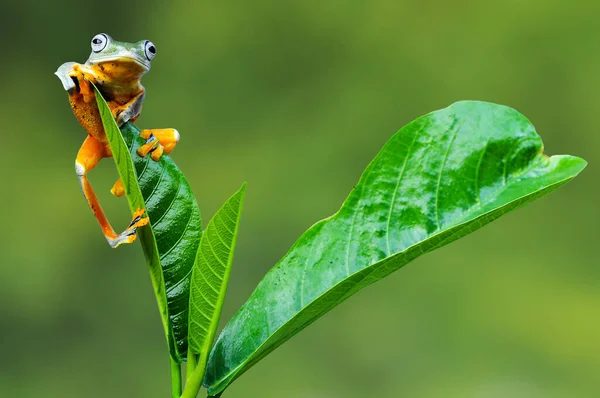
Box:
[55, 33, 180, 248]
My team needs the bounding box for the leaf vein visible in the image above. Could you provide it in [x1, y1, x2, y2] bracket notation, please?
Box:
[385, 128, 421, 255]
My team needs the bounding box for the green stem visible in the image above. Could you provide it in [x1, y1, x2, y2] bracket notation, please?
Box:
[186, 347, 198, 381]
[170, 357, 182, 398]
[180, 349, 209, 398]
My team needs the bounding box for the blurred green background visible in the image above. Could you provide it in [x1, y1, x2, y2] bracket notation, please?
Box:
[0, 1, 597, 397]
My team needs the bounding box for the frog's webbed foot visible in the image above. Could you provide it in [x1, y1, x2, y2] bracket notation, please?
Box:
[55, 63, 97, 102]
[55, 62, 79, 93]
[61, 64, 96, 102]
[137, 133, 163, 161]
[107, 208, 150, 248]
[137, 128, 180, 162]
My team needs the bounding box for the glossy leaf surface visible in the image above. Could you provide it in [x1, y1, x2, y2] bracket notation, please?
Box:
[204, 101, 586, 394]
[95, 86, 202, 362]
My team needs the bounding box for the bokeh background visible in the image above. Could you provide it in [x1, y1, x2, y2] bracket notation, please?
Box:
[0, 1, 597, 397]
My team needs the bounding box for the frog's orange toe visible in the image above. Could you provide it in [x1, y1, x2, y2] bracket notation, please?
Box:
[137, 134, 166, 162]
[129, 208, 149, 229]
[150, 145, 164, 162]
[132, 207, 145, 218]
[110, 179, 125, 197]
[163, 142, 176, 155]
[139, 130, 153, 140]
[134, 216, 150, 228]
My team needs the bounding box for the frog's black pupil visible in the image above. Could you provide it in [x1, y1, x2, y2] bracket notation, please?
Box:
[93, 39, 102, 44]
[149, 46, 156, 54]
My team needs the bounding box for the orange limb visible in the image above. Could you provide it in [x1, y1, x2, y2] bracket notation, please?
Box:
[137, 128, 180, 161]
[76, 135, 149, 248]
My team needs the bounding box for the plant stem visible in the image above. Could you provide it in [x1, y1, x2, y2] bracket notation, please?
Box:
[170, 357, 182, 398]
[180, 349, 209, 398]
[186, 347, 198, 381]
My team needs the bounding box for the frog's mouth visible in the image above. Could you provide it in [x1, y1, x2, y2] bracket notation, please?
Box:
[87, 57, 151, 83]
[89, 56, 150, 74]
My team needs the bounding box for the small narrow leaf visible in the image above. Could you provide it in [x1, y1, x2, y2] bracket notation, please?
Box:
[181, 185, 245, 398]
[189, 185, 246, 358]
[94, 85, 202, 362]
[203, 101, 587, 394]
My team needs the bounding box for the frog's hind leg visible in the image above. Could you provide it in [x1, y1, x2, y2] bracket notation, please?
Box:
[76, 135, 149, 248]
[137, 128, 180, 162]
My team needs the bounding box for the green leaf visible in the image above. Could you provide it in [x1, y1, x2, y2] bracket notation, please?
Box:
[181, 184, 246, 397]
[188, 184, 246, 356]
[203, 101, 587, 394]
[94, 85, 202, 362]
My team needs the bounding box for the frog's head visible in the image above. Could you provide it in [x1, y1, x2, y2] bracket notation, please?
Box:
[85, 33, 156, 77]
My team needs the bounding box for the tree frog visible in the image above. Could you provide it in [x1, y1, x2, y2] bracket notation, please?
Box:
[56, 33, 180, 248]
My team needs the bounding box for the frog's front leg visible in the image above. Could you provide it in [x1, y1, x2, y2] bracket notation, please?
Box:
[76, 135, 149, 247]
[64, 64, 96, 103]
[113, 91, 145, 126]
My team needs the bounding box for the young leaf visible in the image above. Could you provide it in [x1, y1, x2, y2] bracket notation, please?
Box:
[182, 184, 246, 397]
[189, 184, 246, 355]
[203, 101, 587, 395]
[94, 85, 202, 362]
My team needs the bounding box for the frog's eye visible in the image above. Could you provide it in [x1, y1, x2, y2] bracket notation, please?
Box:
[91, 33, 109, 53]
[144, 40, 157, 61]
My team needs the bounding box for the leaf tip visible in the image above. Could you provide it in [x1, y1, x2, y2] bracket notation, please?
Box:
[237, 182, 247, 199]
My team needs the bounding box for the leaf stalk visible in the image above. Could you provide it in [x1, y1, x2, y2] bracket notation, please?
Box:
[170, 357, 182, 398]
[186, 347, 199, 380]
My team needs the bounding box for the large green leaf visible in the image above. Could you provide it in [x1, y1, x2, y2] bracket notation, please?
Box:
[204, 101, 587, 395]
[94, 86, 202, 362]
[182, 184, 246, 397]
